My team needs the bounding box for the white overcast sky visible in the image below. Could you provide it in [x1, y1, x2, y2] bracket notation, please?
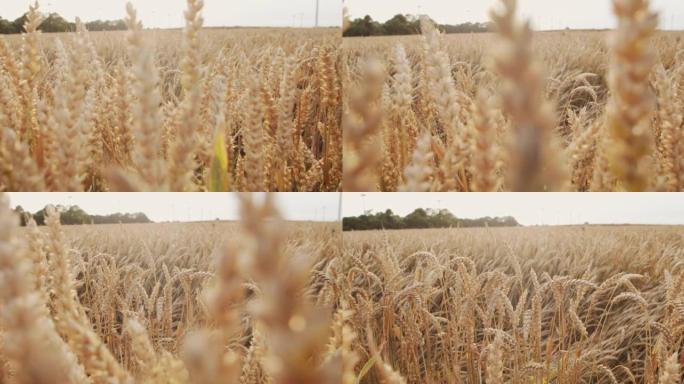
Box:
[4, 0, 340, 28]
[343, 193, 684, 226]
[7, 193, 343, 222]
[344, 0, 684, 30]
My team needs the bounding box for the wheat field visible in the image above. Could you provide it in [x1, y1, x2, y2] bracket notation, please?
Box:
[0, 193, 351, 383]
[342, 0, 684, 192]
[0, 1, 341, 192]
[342, 225, 684, 383]
[1, 193, 683, 383]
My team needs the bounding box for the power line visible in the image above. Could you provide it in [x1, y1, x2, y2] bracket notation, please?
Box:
[315, 0, 319, 27]
[337, 193, 342, 222]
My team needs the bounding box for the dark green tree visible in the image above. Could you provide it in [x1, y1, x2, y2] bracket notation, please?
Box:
[404, 208, 429, 229]
[27, 204, 153, 225]
[32, 207, 46, 226]
[343, 208, 520, 231]
[12, 13, 29, 33]
[0, 17, 20, 34]
[13, 206, 29, 226]
[0, 11, 127, 34]
[383, 14, 417, 36]
[85, 19, 126, 32]
[40, 13, 75, 32]
[344, 14, 491, 37]
[56, 205, 89, 225]
[344, 15, 383, 37]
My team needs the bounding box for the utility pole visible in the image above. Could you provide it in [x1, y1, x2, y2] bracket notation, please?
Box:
[315, 0, 320, 27]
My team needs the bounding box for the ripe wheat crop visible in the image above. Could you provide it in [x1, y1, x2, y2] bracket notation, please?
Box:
[0, 1, 341, 192]
[342, 226, 684, 383]
[343, 0, 684, 192]
[1, 195, 683, 383]
[0, 193, 350, 383]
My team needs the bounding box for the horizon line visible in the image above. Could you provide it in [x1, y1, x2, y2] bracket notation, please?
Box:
[0, 11, 341, 29]
[344, 13, 684, 32]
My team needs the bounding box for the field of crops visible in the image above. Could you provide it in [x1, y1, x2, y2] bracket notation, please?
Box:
[2, 0, 684, 380]
[1, 194, 684, 384]
[342, 0, 684, 192]
[342, 225, 684, 383]
[0, 194, 348, 383]
[0, 1, 341, 192]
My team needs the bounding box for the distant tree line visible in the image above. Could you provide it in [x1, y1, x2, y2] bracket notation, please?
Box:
[0, 12, 126, 34]
[12, 205, 152, 226]
[343, 208, 520, 231]
[344, 14, 492, 37]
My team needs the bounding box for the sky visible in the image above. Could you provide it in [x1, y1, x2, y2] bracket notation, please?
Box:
[344, 0, 684, 30]
[4, 0, 341, 28]
[343, 193, 684, 226]
[7, 193, 343, 222]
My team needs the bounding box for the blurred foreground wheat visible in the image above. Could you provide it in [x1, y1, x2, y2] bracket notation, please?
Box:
[0, 193, 349, 383]
[343, 0, 684, 192]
